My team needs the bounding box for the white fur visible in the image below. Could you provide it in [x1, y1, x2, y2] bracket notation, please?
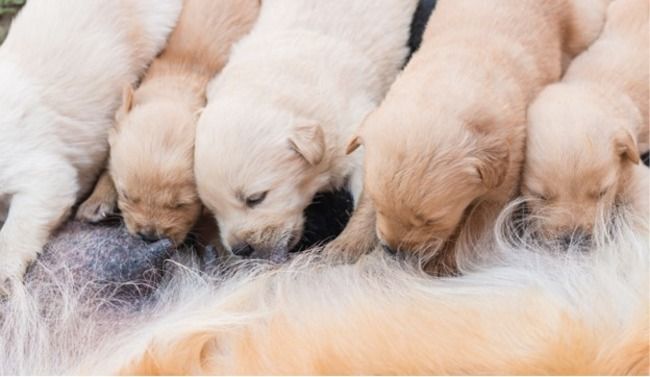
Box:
[194, 0, 418, 257]
[0, 0, 181, 284]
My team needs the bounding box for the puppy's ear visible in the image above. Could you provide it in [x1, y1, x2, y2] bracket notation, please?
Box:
[614, 128, 640, 164]
[474, 137, 509, 189]
[289, 123, 325, 165]
[115, 84, 135, 126]
[346, 135, 363, 155]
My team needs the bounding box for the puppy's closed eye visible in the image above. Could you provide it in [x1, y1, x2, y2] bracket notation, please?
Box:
[527, 189, 549, 201]
[245, 191, 268, 208]
[590, 187, 610, 200]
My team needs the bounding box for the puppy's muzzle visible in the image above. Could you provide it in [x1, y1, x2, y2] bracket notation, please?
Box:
[231, 243, 255, 257]
[381, 242, 397, 256]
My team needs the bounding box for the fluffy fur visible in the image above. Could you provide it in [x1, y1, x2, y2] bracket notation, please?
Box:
[0, 0, 181, 287]
[345, 0, 611, 274]
[0, 207, 646, 375]
[523, 0, 650, 240]
[194, 0, 418, 261]
[77, 0, 260, 245]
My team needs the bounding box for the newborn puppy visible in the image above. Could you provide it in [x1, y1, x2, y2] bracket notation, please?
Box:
[195, 0, 418, 261]
[346, 0, 610, 273]
[77, 0, 260, 245]
[0, 0, 180, 287]
[524, 0, 649, 241]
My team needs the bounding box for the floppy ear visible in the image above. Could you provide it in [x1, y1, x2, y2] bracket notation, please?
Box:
[114, 84, 134, 126]
[614, 128, 640, 164]
[346, 135, 363, 155]
[289, 123, 325, 165]
[474, 137, 510, 189]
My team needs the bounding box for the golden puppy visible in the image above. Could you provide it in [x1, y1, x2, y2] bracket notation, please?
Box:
[346, 0, 610, 273]
[77, 0, 259, 244]
[523, 0, 649, 242]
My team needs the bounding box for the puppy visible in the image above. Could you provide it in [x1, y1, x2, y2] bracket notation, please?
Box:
[194, 0, 418, 261]
[523, 0, 649, 241]
[345, 0, 611, 273]
[0, 0, 180, 287]
[77, 0, 260, 245]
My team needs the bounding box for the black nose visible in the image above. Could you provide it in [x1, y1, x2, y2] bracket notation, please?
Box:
[381, 243, 397, 255]
[137, 230, 160, 243]
[231, 243, 254, 257]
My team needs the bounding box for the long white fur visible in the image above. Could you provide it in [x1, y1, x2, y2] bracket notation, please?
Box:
[0, 0, 181, 284]
[0, 206, 646, 374]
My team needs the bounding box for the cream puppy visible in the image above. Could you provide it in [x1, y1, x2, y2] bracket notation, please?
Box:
[77, 0, 260, 245]
[195, 0, 418, 261]
[523, 0, 649, 241]
[346, 0, 610, 273]
[0, 0, 181, 286]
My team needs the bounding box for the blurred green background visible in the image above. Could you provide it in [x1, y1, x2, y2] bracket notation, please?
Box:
[0, 0, 25, 42]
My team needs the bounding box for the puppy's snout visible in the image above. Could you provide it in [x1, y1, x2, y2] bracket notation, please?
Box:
[137, 229, 160, 243]
[231, 243, 255, 257]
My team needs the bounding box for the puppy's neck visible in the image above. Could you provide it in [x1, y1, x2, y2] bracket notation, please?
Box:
[136, 66, 208, 111]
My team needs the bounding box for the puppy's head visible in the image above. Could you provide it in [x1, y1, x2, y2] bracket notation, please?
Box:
[195, 99, 328, 261]
[109, 86, 202, 244]
[349, 107, 510, 256]
[523, 84, 641, 242]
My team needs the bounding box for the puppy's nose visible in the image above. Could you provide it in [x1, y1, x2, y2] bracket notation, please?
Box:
[231, 243, 254, 257]
[137, 229, 160, 243]
[381, 243, 397, 255]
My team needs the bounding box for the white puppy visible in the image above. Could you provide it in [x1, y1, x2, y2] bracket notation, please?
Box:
[195, 0, 418, 261]
[0, 0, 181, 287]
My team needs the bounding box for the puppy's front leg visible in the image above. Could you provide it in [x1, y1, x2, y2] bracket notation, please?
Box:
[0, 166, 77, 289]
[76, 170, 117, 223]
[323, 191, 377, 260]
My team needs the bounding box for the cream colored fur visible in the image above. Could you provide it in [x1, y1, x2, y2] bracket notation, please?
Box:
[345, 0, 611, 274]
[0, 209, 645, 374]
[0, 0, 181, 289]
[524, 0, 649, 239]
[194, 0, 418, 261]
[77, 0, 259, 245]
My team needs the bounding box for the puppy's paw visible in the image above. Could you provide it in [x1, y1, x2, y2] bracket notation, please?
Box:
[322, 235, 374, 262]
[0, 261, 28, 297]
[76, 196, 117, 223]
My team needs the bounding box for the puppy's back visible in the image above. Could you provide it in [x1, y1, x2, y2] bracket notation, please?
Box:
[1, 0, 181, 124]
[565, 0, 649, 148]
[153, 0, 260, 78]
[247, 0, 418, 93]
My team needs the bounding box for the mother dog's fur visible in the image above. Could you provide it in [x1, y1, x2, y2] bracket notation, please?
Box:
[0, 209, 646, 375]
[0, 0, 181, 287]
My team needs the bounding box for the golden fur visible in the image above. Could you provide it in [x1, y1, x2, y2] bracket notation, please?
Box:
[524, 0, 649, 240]
[345, 0, 611, 273]
[59, 210, 648, 375]
[77, 0, 259, 244]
